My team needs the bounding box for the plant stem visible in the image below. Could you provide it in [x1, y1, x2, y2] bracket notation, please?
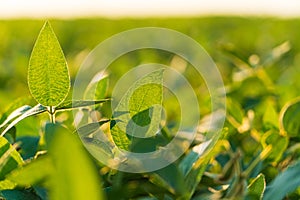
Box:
[242, 145, 272, 178]
[49, 106, 56, 123]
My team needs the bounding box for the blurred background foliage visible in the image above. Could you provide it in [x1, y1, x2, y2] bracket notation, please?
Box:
[1, 17, 300, 108]
[1, 17, 300, 199]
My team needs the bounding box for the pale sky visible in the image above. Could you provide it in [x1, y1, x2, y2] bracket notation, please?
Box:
[1, 0, 300, 18]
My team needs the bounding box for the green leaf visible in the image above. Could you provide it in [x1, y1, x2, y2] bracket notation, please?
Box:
[81, 136, 114, 162]
[28, 21, 70, 106]
[3, 127, 16, 144]
[247, 173, 265, 200]
[151, 164, 186, 197]
[15, 116, 41, 137]
[279, 97, 300, 137]
[0, 137, 23, 180]
[74, 120, 114, 162]
[56, 99, 110, 111]
[16, 136, 40, 160]
[84, 73, 109, 100]
[261, 130, 288, 163]
[7, 156, 53, 186]
[227, 98, 244, 125]
[1, 189, 41, 200]
[109, 120, 131, 151]
[0, 105, 31, 129]
[179, 139, 212, 177]
[0, 179, 16, 190]
[48, 123, 104, 200]
[263, 103, 279, 129]
[264, 160, 300, 200]
[0, 97, 32, 125]
[129, 134, 168, 153]
[1, 104, 47, 137]
[183, 128, 227, 199]
[111, 69, 164, 150]
[76, 119, 110, 137]
[44, 122, 66, 149]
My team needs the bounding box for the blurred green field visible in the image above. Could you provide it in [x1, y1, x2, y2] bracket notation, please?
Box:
[2, 17, 300, 199]
[1, 17, 300, 111]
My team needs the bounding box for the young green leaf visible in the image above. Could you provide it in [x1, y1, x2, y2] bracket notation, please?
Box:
[246, 173, 265, 200]
[261, 130, 288, 163]
[111, 69, 164, 150]
[28, 21, 70, 107]
[263, 103, 279, 129]
[84, 73, 109, 100]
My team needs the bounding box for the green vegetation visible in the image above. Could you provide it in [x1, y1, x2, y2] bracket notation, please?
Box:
[1, 17, 300, 199]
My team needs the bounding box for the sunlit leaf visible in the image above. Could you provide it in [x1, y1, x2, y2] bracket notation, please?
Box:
[111, 69, 164, 150]
[28, 21, 70, 106]
[0, 179, 16, 190]
[84, 74, 109, 100]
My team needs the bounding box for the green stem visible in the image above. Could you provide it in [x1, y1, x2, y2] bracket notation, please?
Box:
[242, 145, 272, 178]
[49, 106, 56, 123]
